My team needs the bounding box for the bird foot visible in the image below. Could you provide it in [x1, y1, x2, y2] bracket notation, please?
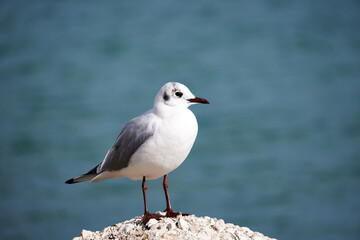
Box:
[143, 209, 190, 224]
[142, 211, 163, 224]
[165, 208, 189, 218]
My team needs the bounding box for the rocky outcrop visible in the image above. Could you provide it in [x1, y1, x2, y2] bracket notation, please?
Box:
[73, 212, 276, 240]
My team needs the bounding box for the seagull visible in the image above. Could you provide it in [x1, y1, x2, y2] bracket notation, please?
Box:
[65, 82, 209, 223]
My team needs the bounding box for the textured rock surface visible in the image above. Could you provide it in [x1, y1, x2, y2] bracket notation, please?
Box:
[73, 212, 276, 240]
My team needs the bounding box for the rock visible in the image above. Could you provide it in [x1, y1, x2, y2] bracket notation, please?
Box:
[177, 217, 189, 230]
[73, 213, 276, 240]
[146, 218, 158, 228]
[166, 221, 177, 231]
[81, 230, 94, 238]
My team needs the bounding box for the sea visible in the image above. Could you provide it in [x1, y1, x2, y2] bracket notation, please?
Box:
[0, 1, 359, 239]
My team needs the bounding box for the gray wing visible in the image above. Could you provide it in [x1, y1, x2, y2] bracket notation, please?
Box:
[97, 115, 154, 173]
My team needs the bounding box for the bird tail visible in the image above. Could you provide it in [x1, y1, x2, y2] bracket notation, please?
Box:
[65, 164, 100, 184]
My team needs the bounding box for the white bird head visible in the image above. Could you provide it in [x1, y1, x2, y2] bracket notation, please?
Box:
[154, 82, 209, 109]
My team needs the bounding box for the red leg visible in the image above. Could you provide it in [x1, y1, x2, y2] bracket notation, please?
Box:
[142, 176, 162, 224]
[142, 176, 149, 214]
[163, 174, 189, 217]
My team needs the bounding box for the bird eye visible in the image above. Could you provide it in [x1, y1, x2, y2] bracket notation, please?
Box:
[175, 91, 183, 98]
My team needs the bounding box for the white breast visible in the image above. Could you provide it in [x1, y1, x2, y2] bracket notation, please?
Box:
[118, 107, 198, 180]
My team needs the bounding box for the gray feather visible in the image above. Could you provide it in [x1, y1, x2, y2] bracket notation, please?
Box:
[65, 114, 154, 184]
[97, 117, 154, 173]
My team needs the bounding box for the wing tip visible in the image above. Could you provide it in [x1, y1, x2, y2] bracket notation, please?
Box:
[65, 178, 76, 184]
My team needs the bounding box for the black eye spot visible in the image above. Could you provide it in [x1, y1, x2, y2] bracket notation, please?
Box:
[175, 91, 183, 98]
[163, 92, 169, 101]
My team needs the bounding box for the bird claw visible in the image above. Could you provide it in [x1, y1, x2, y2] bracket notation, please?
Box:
[164, 208, 189, 218]
[142, 209, 190, 224]
[142, 212, 163, 224]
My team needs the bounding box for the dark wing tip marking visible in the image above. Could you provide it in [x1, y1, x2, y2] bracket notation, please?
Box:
[65, 178, 75, 184]
[65, 163, 100, 184]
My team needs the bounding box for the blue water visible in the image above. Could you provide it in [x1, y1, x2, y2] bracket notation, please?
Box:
[1, 1, 359, 239]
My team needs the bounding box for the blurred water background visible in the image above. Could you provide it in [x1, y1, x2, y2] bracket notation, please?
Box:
[1, 0, 359, 239]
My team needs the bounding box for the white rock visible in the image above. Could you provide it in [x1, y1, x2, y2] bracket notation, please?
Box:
[218, 219, 225, 226]
[235, 230, 251, 240]
[241, 226, 254, 236]
[213, 222, 225, 232]
[72, 213, 276, 240]
[221, 232, 234, 240]
[227, 227, 236, 235]
[252, 232, 266, 240]
[197, 230, 211, 240]
[166, 221, 176, 231]
[81, 229, 93, 239]
[120, 224, 133, 233]
[208, 218, 215, 226]
[177, 217, 189, 231]
[146, 218, 158, 228]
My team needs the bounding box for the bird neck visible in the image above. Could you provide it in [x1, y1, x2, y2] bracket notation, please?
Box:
[153, 102, 188, 118]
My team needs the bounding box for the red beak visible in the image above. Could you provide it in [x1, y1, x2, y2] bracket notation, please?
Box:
[188, 97, 210, 104]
